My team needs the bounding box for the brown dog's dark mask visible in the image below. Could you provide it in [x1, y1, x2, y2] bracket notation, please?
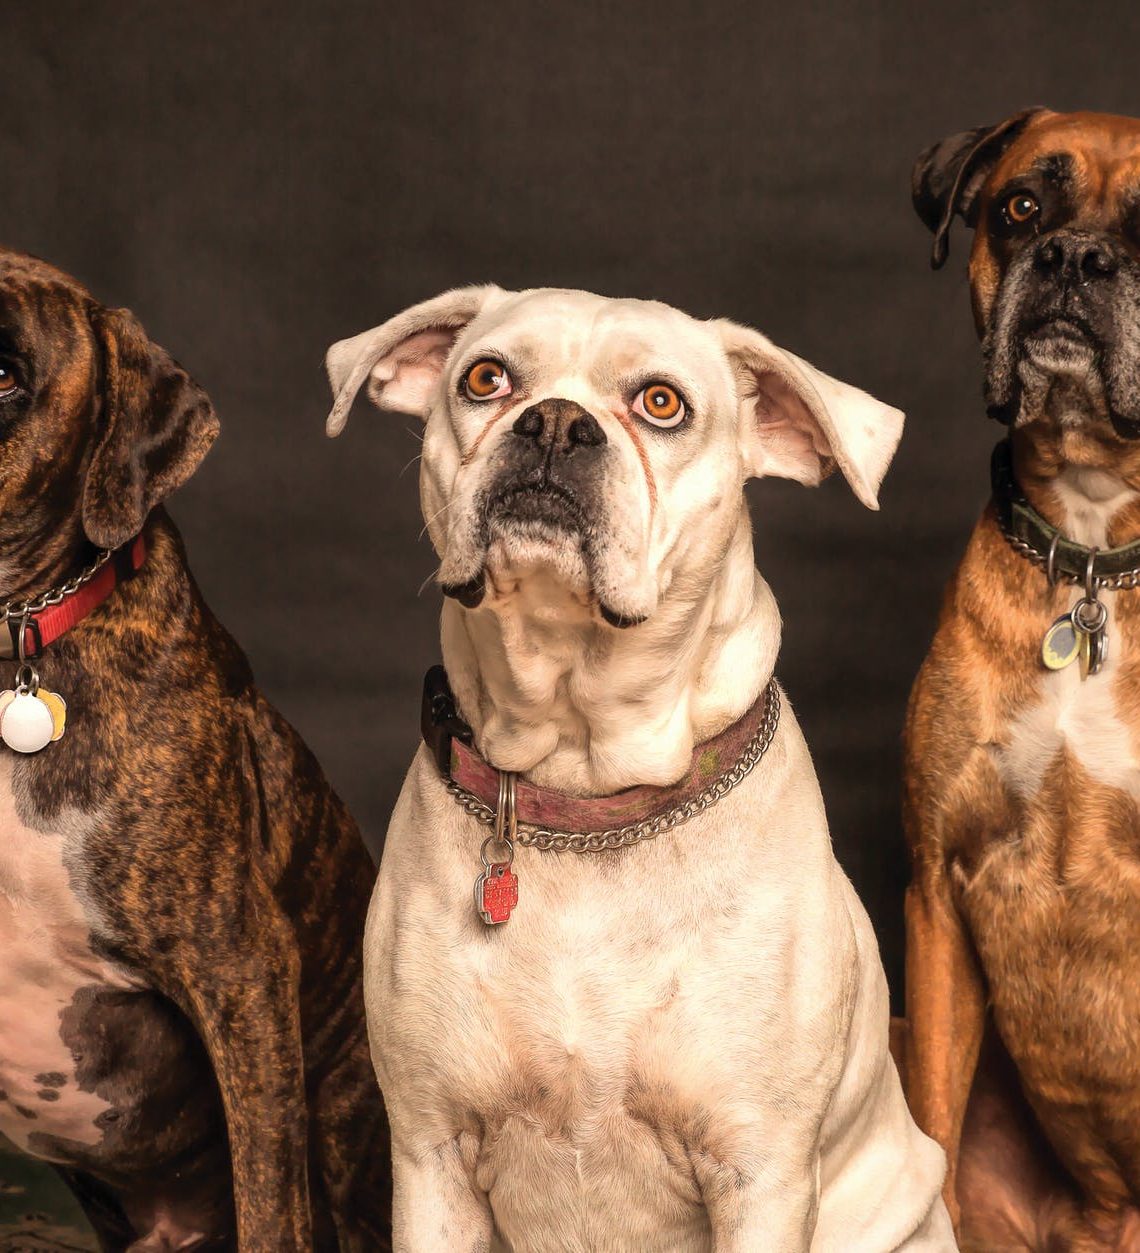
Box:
[912, 108, 1046, 269]
[911, 109, 1140, 442]
[83, 305, 219, 550]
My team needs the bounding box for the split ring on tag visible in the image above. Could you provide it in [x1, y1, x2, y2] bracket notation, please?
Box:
[475, 770, 519, 925]
[1040, 549, 1110, 679]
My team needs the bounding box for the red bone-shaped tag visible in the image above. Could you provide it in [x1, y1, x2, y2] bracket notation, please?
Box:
[475, 862, 519, 925]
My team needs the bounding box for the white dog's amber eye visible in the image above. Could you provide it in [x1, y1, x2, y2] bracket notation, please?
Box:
[633, 382, 686, 429]
[463, 359, 512, 401]
[1004, 191, 1039, 225]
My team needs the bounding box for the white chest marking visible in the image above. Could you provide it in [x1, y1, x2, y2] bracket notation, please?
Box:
[0, 761, 136, 1157]
[997, 469, 1140, 801]
[1053, 465, 1138, 548]
[997, 612, 1140, 800]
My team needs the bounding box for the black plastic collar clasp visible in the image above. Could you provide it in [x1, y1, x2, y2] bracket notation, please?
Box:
[421, 665, 474, 774]
[1, 614, 41, 661]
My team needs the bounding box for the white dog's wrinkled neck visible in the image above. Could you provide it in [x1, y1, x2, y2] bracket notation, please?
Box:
[441, 505, 779, 796]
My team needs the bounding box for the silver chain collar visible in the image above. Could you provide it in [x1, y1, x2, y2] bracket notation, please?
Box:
[996, 522, 1140, 591]
[445, 680, 781, 854]
[0, 548, 113, 626]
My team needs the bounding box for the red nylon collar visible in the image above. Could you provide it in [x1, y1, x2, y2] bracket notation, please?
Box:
[1, 535, 147, 660]
[421, 665, 776, 832]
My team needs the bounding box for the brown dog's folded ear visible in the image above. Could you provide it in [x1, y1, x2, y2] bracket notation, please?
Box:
[913, 108, 1047, 269]
[82, 306, 220, 550]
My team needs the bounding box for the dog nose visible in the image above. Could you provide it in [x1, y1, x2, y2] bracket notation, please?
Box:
[512, 400, 607, 451]
[1033, 231, 1120, 281]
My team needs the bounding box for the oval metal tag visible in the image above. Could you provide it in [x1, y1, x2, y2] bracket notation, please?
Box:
[1042, 613, 1080, 671]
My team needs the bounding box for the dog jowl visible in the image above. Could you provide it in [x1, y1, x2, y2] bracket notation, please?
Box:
[0, 249, 390, 1252]
[327, 287, 954, 1250]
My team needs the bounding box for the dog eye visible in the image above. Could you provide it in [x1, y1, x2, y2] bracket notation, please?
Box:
[633, 382, 686, 429]
[0, 366, 16, 394]
[462, 359, 512, 402]
[1003, 191, 1040, 226]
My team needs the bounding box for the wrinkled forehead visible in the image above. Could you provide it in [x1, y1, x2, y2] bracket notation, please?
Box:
[457, 289, 731, 397]
[0, 253, 93, 362]
[988, 112, 1140, 212]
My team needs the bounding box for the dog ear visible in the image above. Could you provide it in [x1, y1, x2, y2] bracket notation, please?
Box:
[913, 108, 1047, 269]
[325, 285, 502, 436]
[717, 321, 904, 510]
[83, 306, 220, 550]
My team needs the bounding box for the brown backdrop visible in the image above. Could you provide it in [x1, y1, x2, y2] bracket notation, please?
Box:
[4, 0, 1139, 1002]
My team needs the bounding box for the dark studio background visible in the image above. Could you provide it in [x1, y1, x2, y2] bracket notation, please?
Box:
[4, 1, 1139, 1008]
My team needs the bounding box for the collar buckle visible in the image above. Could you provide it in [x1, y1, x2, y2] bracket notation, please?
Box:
[421, 664, 474, 774]
[0, 614, 41, 662]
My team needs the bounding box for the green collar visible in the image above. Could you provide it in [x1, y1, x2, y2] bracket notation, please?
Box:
[991, 440, 1140, 587]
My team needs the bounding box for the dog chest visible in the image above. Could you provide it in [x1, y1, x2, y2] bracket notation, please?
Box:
[990, 600, 1140, 803]
[370, 795, 850, 1242]
[957, 639, 1140, 1201]
[0, 760, 137, 1158]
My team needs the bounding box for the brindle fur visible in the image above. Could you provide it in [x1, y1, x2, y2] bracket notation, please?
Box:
[0, 249, 390, 1251]
[906, 112, 1140, 1250]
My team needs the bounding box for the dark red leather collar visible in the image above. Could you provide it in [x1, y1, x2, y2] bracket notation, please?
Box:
[422, 664, 777, 832]
[1, 534, 147, 660]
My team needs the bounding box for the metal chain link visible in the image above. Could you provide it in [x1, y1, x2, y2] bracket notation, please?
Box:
[0, 549, 113, 625]
[445, 680, 781, 853]
[996, 525, 1140, 591]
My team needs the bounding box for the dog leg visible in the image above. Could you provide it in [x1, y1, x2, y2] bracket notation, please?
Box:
[700, 1155, 818, 1252]
[309, 1036, 393, 1252]
[168, 892, 314, 1253]
[904, 871, 987, 1232]
[390, 1126, 494, 1253]
[53, 1166, 138, 1251]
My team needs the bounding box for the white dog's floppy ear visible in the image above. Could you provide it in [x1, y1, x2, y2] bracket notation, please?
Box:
[325, 285, 501, 436]
[716, 320, 905, 509]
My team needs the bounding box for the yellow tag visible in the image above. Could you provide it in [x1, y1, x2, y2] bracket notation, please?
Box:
[37, 689, 66, 742]
[1042, 615, 1080, 671]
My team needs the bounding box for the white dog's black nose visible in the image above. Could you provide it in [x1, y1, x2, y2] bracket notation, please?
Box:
[512, 399, 607, 451]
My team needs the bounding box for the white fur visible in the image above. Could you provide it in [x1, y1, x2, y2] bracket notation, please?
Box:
[994, 468, 1140, 801]
[0, 761, 141, 1157]
[328, 289, 951, 1250]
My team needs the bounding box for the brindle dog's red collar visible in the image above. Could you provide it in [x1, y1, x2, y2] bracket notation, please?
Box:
[421, 664, 777, 833]
[0, 534, 147, 660]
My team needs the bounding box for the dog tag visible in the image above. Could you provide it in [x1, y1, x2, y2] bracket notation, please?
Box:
[1068, 596, 1109, 681]
[1078, 624, 1108, 680]
[475, 862, 518, 925]
[0, 690, 57, 753]
[1042, 613, 1081, 670]
[0, 686, 66, 753]
[38, 689, 67, 740]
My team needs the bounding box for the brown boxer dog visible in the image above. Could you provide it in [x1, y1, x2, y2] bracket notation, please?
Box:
[904, 109, 1140, 1250]
[0, 249, 390, 1251]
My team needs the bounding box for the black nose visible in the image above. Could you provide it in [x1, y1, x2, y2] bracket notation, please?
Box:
[512, 399, 607, 451]
[1033, 230, 1119, 282]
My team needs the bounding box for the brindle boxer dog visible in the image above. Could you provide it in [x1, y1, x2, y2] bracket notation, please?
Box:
[905, 109, 1140, 1249]
[0, 249, 390, 1251]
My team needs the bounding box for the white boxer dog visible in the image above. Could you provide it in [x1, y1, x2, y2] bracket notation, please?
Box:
[325, 287, 954, 1252]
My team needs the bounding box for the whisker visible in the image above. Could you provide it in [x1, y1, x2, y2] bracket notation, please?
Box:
[418, 497, 453, 541]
